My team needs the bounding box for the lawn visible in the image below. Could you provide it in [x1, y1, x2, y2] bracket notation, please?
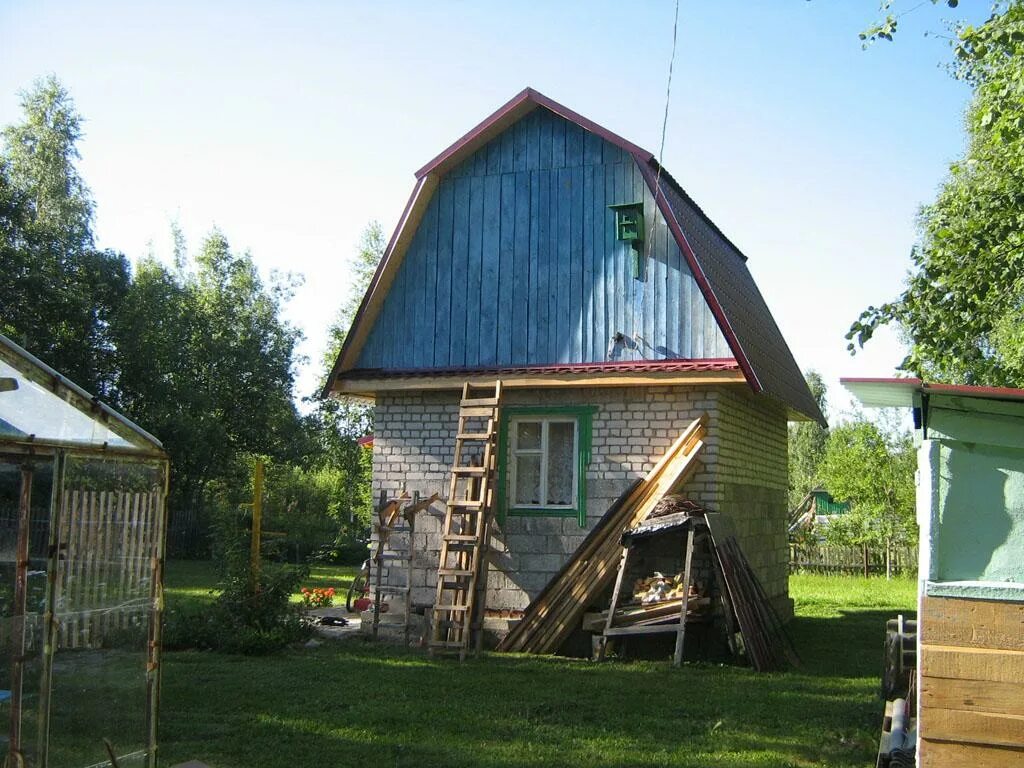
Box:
[154, 566, 915, 767]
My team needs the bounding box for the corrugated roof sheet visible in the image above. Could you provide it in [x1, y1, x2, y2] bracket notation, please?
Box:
[344, 358, 741, 380]
[653, 171, 826, 425]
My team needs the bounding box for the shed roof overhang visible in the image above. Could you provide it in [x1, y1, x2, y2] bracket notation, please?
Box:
[842, 377, 1024, 409]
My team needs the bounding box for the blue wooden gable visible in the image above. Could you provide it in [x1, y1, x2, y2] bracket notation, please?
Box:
[354, 107, 728, 371]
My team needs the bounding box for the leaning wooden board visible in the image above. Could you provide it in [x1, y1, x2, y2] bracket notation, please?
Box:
[497, 416, 707, 654]
[918, 595, 1024, 764]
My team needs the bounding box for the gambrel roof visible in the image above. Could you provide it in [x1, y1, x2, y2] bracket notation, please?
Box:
[327, 88, 824, 425]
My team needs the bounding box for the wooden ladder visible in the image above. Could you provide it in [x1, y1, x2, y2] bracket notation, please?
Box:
[429, 381, 502, 659]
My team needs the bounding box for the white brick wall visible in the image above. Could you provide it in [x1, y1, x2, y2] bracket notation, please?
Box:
[368, 384, 790, 620]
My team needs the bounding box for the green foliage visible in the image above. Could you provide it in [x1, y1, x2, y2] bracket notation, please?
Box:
[819, 418, 916, 554]
[788, 371, 830, 509]
[0, 75, 130, 394]
[164, 514, 310, 654]
[849, 2, 1024, 385]
[111, 230, 307, 545]
[858, 0, 961, 46]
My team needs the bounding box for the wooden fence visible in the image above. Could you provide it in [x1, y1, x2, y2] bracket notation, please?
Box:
[54, 487, 164, 649]
[789, 541, 917, 576]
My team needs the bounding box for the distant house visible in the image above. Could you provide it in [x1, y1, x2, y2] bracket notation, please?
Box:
[324, 88, 823, 638]
[789, 488, 851, 535]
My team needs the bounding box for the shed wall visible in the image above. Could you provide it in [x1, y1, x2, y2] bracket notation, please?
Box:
[356, 108, 728, 371]
[369, 384, 790, 631]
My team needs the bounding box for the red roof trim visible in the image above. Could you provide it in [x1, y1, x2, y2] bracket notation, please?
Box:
[415, 87, 655, 180]
[635, 159, 763, 394]
[343, 358, 741, 380]
[841, 377, 1024, 402]
[356, 435, 374, 447]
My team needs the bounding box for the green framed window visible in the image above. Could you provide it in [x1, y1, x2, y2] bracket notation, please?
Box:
[497, 406, 594, 527]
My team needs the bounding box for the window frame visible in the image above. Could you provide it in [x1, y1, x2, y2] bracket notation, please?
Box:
[497, 405, 595, 527]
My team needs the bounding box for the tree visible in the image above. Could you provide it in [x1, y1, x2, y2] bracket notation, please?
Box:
[848, 3, 1024, 386]
[788, 371, 830, 510]
[0, 75, 129, 394]
[819, 418, 916, 577]
[113, 229, 307, 544]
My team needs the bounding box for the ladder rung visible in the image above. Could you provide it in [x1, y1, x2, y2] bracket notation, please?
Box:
[429, 640, 468, 649]
[443, 534, 479, 543]
[460, 406, 498, 417]
[448, 499, 483, 509]
[456, 432, 492, 440]
[438, 568, 474, 577]
[434, 604, 469, 612]
[461, 397, 500, 407]
[452, 466, 486, 475]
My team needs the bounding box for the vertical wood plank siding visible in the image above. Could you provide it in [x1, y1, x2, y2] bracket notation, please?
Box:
[357, 109, 728, 369]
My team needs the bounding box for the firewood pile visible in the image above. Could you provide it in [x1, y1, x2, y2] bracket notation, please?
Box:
[633, 571, 699, 604]
[582, 572, 710, 632]
[650, 495, 706, 519]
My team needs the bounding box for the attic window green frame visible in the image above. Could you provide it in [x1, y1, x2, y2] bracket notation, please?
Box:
[497, 405, 595, 527]
[608, 202, 645, 280]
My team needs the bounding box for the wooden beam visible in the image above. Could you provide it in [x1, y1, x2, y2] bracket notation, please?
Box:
[921, 644, 1024, 685]
[919, 739, 1024, 768]
[921, 596, 1024, 652]
[921, 705, 1024, 749]
[332, 370, 747, 397]
[922, 675, 1024, 717]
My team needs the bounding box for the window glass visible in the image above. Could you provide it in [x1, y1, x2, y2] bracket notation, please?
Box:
[516, 421, 541, 451]
[547, 422, 575, 506]
[514, 454, 542, 506]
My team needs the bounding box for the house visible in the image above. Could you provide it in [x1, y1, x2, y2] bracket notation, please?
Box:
[324, 88, 824, 643]
[788, 488, 852, 535]
[844, 378, 1024, 766]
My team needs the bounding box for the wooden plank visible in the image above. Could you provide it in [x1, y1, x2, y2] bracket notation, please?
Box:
[535, 169, 551, 363]
[667, 238, 681, 358]
[613, 162, 629, 357]
[551, 168, 567, 361]
[919, 738, 1024, 768]
[499, 126, 514, 175]
[434, 178, 454, 367]
[511, 171, 530, 365]
[921, 705, 1024, 749]
[921, 644, 1024, 685]
[420, 194, 439, 367]
[584, 129, 603, 167]
[497, 172, 516, 365]
[538, 109, 552, 171]
[654, 204, 668, 358]
[486, 136, 500, 175]
[921, 595, 1024, 651]
[527, 171, 541, 362]
[551, 114, 565, 169]
[566, 121, 584, 168]
[449, 175, 470, 367]
[513, 116, 528, 173]
[922, 674, 1024, 717]
[479, 173, 501, 366]
[569, 164, 584, 362]
[604, 164, 618, 357]
[466, 175, 484, 365]
[525, 109, 540, 171]
[591, 163, 606, 362]
[582, 162, 594, 362]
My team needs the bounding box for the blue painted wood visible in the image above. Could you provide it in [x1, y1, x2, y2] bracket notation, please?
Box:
[581, 165, 594, 362]
[535, 169, 551, 363]
[466, 175, 484, 364]
[527, 171, 541, 362]
[569, 165, 584, 362]
[449, 175, 470, 366]
[480, 174, 501, 365]
[552, 116, 565, 169]
[434, 180, 454, 367]
[497, 172, 515, 365]
[353, 108, 731, 371]
[512, 171, 530, 365]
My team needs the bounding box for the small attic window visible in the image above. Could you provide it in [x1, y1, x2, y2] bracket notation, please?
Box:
[608, 202, 645, 280]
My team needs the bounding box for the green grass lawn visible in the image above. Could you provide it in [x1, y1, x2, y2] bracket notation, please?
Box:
[155, 566, 915, 768]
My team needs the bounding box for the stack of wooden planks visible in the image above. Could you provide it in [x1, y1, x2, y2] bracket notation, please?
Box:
[707, 513, 800, 672]
[582, 596, 711, 632]
[917, 596, 1024, 766]
[497, 417, 707, 655]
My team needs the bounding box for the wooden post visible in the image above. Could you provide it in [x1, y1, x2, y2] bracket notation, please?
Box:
[8, 464, 33, 763]
[405, 492, 418, 646]
[599, 544, 631, 661]
[250, 459, 264, 593]
[673, 523, 696, 667]
[373, 490, 386, 640]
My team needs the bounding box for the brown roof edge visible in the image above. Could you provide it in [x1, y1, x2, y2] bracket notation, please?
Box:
[634, 158, 763, 395]
[415, 87, 655, 180]
[321, 175, 430, 399]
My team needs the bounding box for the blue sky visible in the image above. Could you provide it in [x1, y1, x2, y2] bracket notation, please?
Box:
[0, 1, 991, 419]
